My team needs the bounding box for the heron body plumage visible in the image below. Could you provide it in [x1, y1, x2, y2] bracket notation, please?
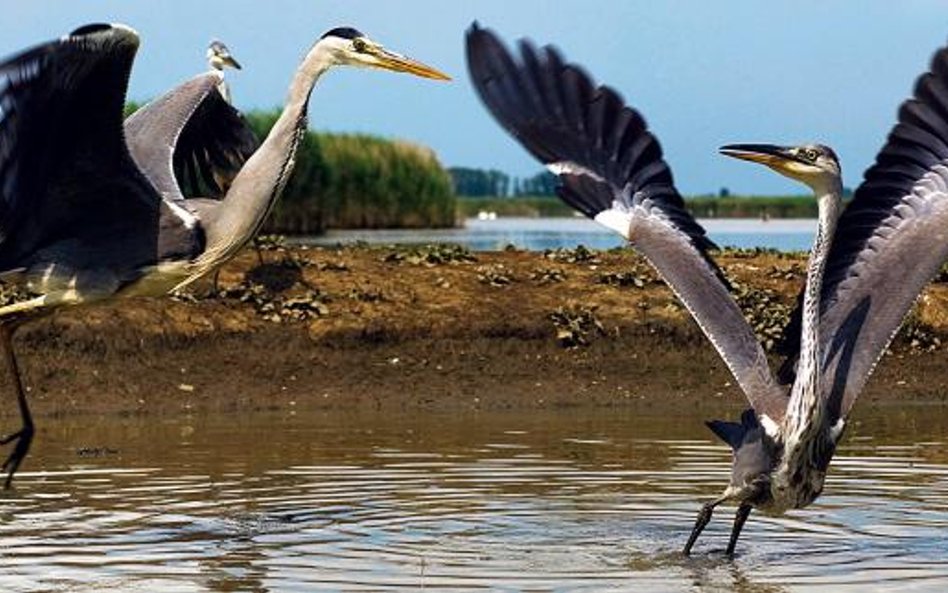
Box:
[466, 23, 948, 555]
[764, 185, 843, 513]
[0, 23, 449, 486]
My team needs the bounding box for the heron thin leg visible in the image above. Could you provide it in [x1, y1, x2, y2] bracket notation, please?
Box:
[725, 504, 752, 557]
[683, 497, 724, 555]
[0, 324, 33, 489]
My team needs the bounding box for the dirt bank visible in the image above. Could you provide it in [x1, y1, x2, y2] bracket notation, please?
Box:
[4, 243, 948, 418]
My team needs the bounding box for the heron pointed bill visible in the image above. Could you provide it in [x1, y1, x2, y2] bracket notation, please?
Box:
[720, 143, 817, 179]
[221, 54, 241, 70]
[720, 143, 794, 165]
[364, 45, 451, 80]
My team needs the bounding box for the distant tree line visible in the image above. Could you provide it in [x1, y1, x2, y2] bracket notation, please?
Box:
[451, 167, 825, 219]
[448, 167, 558, 197]
[515, 171, 558, 196]
[687, 195, 819, 218]
[458, 193, 822, 219]
[447, 167, 510, 196]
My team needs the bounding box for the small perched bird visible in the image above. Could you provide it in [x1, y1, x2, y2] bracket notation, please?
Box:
[467, 23, 948, 555]
[206, 39, 241, 103]
[203, 39, 245, 292]
[0, 23, 449, 487]
[208, 39, 242, 71]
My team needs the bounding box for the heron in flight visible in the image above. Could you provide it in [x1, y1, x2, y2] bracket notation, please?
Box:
[467, 23, 948, 555]
[0, 23, 449, 487]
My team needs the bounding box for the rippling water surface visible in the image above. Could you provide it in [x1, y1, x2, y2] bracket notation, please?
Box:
[1, 406, 946, 591]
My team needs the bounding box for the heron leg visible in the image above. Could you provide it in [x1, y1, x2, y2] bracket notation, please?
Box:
[0, 324, 33, 489]
[725, 504, 752, 557]
[683, 497, 724, 555]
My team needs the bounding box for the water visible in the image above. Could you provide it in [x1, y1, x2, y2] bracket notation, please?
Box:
[1, 405, 946, 591]
[305, 217, 817, 252]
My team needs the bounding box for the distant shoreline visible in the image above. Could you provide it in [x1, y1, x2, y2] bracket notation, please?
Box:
[302, 216, 817, 253]
[456, 194, 821, 219]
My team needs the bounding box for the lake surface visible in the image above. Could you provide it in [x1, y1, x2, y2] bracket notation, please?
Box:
[1, 405, 946, 591]
[306, 217, 817, 252]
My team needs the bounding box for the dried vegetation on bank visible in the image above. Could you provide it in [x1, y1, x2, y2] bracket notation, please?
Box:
[3, 243, 948, 416]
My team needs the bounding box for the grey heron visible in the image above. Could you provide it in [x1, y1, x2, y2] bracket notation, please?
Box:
[207, 39, 241, 104]
[466, 23, 948, 555]
[204, 38, 244, 292]
[0, 23, 449, 487]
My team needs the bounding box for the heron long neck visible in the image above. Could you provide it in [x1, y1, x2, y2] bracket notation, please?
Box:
[217, 78, 232, 104]
[201, 42, 335, 266]
[787, 181, 842, 435]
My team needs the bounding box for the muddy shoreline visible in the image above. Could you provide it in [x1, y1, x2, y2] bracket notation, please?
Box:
[4, 244, 948, 419]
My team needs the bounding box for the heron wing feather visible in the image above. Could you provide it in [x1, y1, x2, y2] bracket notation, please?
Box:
[0, 25, 203, 266]
[124, 73, 259, 202]
[466, 24, 787, 419]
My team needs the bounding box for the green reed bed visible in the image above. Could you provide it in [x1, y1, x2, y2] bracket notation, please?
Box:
[242, 111, 456, 233]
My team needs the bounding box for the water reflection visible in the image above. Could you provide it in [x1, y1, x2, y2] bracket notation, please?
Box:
[0, 406, 945, 591]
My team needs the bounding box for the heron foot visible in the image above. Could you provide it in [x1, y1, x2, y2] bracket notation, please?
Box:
[0, 421, 34, 489]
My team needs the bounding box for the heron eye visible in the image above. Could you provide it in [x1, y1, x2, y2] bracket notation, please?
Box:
[804, 149, 818, 162]
[353, 38, 367, 53]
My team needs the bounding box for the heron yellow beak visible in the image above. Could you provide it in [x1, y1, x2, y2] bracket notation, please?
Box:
[720, 144, 790, 165]
[368, 46, 451, 80]
[719, 144, 810, 177]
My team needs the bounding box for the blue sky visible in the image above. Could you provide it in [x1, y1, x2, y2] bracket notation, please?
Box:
[4, 1, 948, 194]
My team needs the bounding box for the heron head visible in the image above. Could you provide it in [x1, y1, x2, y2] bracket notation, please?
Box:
[207, 40, 242, 71]
[720, 143, 841, 192]
[707, 409, 778, 506]
[317, 27, 450, 80]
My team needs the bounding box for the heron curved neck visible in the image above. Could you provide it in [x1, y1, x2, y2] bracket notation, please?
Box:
[202, 41, 336, 264]
[788, 180, 842, 431]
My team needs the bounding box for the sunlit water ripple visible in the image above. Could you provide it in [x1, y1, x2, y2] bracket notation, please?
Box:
[0, 408, 945, 591]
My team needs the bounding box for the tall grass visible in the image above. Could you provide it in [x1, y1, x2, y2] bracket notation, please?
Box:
[244, 111, 456, 233]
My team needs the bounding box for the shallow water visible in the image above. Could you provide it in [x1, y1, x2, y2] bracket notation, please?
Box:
[306, 217, 817, 252]
[1, 405, 946, 592]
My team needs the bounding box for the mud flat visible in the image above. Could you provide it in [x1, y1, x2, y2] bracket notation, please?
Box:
[4, 243, 948, 418]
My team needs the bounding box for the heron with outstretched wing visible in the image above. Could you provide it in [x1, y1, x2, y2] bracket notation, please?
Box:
[0, 23, 449, 487]
[466, 23, 948, 556]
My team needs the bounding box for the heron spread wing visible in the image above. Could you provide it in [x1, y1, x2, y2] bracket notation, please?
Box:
[124, 73, 259, 201]
[780, 45, 948, 423]
[0, 25, 175, 262]
[466, 24, 787, 421]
